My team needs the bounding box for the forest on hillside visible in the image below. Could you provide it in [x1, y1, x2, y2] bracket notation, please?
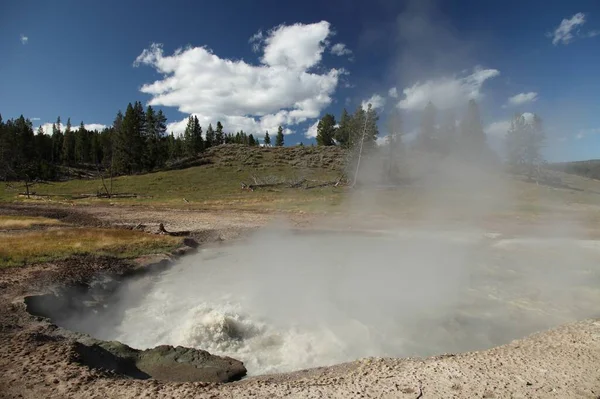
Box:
[0, 98, 545, 183]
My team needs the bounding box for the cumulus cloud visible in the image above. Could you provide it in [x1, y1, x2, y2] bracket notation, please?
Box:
[388, 87, 398, 98]
[20, 34, 28, 45]
[135, 21, 342, 137]
[549, 12, 598, 45]
[396, 67, 500, 111]
[506, 92, 538, 107]
[576, 127, 600, 140]
[305, 120, 319, 138]
[361, 94, 386, 110]
[37, 122, 108, 134]
[484, 113, 536, 138]
[484, 120, 511, 138]
[330, 43, 352, 57]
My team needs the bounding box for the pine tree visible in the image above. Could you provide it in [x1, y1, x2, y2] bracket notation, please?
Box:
[316, 114, 336, 146]
[62, 117, 75, 164]
[275, 126, 284, 147]
[385, 109, 404, 182]
[264, 131, 271, 146]
[51, 117, 63, 164]
[183, 116, 195, 156]
[459, 99, 488, 159]
[215, 121, 224, 145]
[155, 109, 168, 167]
[74, 121, 89, 163]
[111, 110, 127, 174]
[193, 116, 203, 153]
[205, 123, 215, 148]
[248, 134, 256, 146]
[506, 113, 545, 181]
[334, 108, 351, 147]
[144, 105, 157, 169]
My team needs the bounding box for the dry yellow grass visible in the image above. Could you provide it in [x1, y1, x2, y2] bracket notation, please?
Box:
[0, 228, 181, 267]
[0, 215, 63, 229]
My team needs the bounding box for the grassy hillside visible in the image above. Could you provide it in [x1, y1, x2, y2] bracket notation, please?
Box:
[0, 145, 348, 211]
[547, 160, 600, 180]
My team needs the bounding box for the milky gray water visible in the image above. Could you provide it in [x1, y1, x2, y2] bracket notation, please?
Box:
[63, 229, 600, 375]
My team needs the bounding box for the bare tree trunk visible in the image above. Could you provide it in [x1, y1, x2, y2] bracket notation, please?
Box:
[24, 175, 30, 199]
[97, 164, 112, 198]
[352, 112, 370, 187]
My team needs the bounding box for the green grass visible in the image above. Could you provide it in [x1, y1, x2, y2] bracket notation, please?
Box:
[0, 165, 344, 211]
[0, 227, 182, 268]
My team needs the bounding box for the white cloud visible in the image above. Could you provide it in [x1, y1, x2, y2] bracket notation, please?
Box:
[361, 94, 386, 110]
[388, 87, 398, 98]
[20, 34, 28, 45]
[506, 92, 538, 106]
[584, 30, 600, 38]
[30, 117, 40, 121]
[484, 113, 536, 139]
[135, 21, 342, 138]
[376, 136, 388, 146]
[549, 12, 589, 45]
[305, 120, 319, 138]
[484, 120, 511, 138]
[330, 43, 352, 57]
[37, 122, 108, 134]
[248, 30, 264, 52]
[576, 127, 600, 140]
[396, 67, 500, 111]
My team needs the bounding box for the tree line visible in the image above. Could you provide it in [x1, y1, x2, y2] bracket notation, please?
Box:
[0, 102, 286, 181]
[314, 99, 545, 181]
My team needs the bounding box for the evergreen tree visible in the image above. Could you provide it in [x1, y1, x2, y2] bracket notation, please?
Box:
[334, 108, 351, 147]
[506, 113, 545, 180]
[143, 106, 167, 169]
[385, 109, 404, 182]
[248, 134, 256, 146]
[183, 116, 194, 156]
[62, 117, 75, 164]
[51, 117, 63, 163]
[349, 104, 378, 150]
[264, 131, 271, 146]
[215, 121, 224, 145]
[275, 126, 284, 147]
[112, 110, 127, 174]
[183, 116, 203, 156]
[193, 116, 203, 153]
[459, 99, 488, 158]
[316, 114, 336, 146]
[144, 105, 157, 169]
[74, 121, 89, 163]
[205, 123, 215, 148]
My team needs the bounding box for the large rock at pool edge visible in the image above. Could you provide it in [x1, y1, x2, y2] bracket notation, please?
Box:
[73, 340, 246, 383]
[136, 345, 247, 383]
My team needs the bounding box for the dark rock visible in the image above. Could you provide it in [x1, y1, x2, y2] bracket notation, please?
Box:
[137, 345, 246, 383]
[72, 341, 246, 383]
[172, 246, 197, 257]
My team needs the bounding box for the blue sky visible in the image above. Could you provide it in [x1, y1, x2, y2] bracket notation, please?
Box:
[1, 0, 599, 161]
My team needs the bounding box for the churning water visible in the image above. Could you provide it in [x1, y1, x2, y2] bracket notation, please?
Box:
[66, 229, 600, 375]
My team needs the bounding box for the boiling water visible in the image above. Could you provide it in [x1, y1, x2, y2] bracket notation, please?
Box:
[67, 230, 600, 375]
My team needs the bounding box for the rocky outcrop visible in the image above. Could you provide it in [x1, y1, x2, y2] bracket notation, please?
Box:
[72, 340, 246, 383]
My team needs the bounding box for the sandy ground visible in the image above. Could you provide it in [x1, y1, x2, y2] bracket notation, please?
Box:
[1, 204, 600, 398]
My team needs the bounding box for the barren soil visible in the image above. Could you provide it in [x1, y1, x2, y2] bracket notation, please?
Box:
[1, 204, 600, 398]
